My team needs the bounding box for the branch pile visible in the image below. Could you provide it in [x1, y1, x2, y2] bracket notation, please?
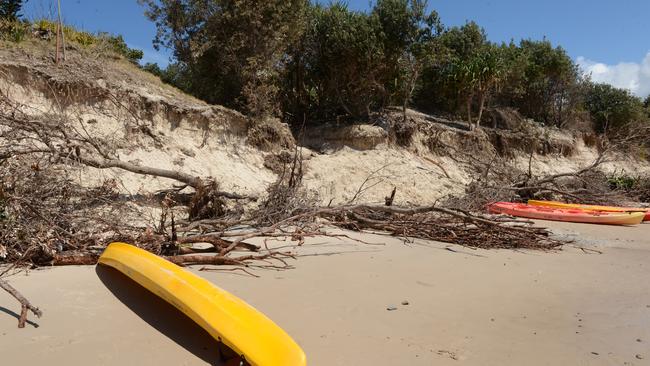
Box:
[313, 204, 563, 250]
[440, 123, 650, 210]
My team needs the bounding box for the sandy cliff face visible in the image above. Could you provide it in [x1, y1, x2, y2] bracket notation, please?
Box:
[1, 41, 648, 207]
[0, 42, 274, 197]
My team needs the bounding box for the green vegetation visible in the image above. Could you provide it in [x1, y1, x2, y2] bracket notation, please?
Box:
[0, 0, 25, 21]
[1, 15, 143, 64]
[281, 0, 441, 121]
[31, 19, 144, 64]
[607, 174, 638, 191]
[139, 0, 308, 117]
[2, 0, 648, 135]
[139, 0, 649, 133]
[585, 83, 645, 133]
[0, 0, 27, 41]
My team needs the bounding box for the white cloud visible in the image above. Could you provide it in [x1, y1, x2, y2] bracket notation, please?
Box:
[577, 52, 650, 98]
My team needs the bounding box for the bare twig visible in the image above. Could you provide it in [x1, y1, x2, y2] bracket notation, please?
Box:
[0, 279, 43, 328]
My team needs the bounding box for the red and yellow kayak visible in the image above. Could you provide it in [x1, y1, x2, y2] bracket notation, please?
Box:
[528, 200, 650, 221]
[488, 202, 645, 225]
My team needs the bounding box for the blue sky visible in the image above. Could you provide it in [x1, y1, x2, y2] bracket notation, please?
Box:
[23, 0, 170, 65]
[22, 0, 650, 96]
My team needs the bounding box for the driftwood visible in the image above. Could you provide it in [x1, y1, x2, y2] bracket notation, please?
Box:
[78, 155, 202, 188]
[0, 279, 43, 328]
[178, 235, 260, 252]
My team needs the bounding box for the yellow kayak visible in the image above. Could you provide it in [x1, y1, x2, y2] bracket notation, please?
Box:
[528, 200, 650, 221]
[98, 242, 306, 366]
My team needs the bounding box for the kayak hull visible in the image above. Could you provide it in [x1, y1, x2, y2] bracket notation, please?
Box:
[489, 202, 644, 225]
[98, 242, 306, 366]
[528, 200, 650, 221]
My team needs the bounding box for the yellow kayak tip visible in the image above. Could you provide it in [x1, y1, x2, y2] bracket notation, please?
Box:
[98, 242, 306, 366]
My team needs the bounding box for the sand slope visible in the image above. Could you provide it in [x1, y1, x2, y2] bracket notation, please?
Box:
[2, 222, 650, 365]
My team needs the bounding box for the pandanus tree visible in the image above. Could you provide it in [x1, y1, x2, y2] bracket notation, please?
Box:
[472, 44, 504, 127]
[445, 57, 476, 128]
[445, 44, 504, 130]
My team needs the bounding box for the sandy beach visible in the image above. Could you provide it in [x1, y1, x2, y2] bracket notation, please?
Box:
[1, 221, 649, 366]
[2, 1, 650, 365]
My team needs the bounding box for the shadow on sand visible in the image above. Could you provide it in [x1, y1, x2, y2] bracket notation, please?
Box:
[96, 264, 230, 366]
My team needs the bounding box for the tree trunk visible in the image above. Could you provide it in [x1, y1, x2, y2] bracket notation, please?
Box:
[476, 91, 487, 129]
[402, 63, 421, 123]
[466, 95, 473, 130]
[78, 156, 202, 188]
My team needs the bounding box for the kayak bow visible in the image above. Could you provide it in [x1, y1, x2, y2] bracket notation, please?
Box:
[98, 242, 306, 366]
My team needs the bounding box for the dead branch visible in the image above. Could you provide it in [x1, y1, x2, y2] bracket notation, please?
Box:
[178, 235, 260, 252]
[0, 108, 248, 198]
[52, 254, 99, 265]
[385, 187, 396, 206]
[166, 251, 293, 268]
[0, 279, 43, 328]
[77, 155, 203, 188]
[422, 156, 451, 179]
[199, 267, 260, 277]
[349, 163, 393, 203]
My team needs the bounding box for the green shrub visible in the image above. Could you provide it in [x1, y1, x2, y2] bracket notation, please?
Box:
[20, 19, 144, 64]
[0, 19, 27, 42]
[104, 34, 143, 63]
[607, 174, 638, 191]
[69, 29, 96, 46]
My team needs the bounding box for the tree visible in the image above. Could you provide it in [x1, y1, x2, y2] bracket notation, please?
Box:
[373, 0, 442, 118]
[139, 0, 308, 118]
[424, 22, 507, 129]
[283, 2, 384, 120]
[442, 43, 504, 129]
[510, 39, 581, 127]
[0, 0, 26, 21]
[414, 21, 488, 119]
[471, 44, 505, 127]
[282, 1, 441, 122]
[439, 21, 486, 60]
[585, 83, 645, 134]
[106, 34, 143, 64]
